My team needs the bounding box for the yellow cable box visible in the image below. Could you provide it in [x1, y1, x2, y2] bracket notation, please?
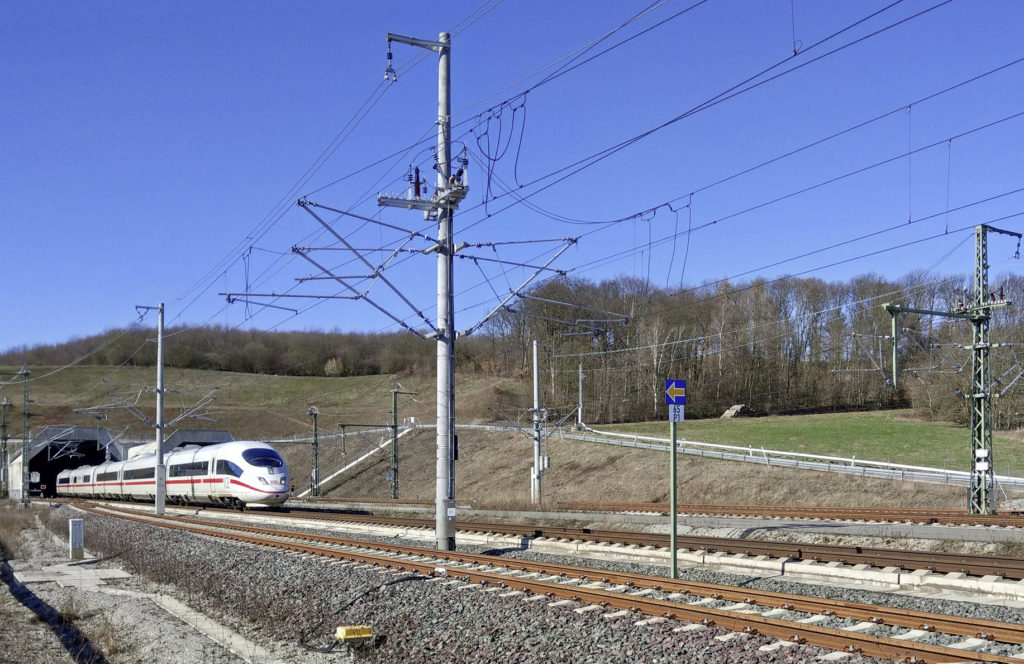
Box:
[335, 625, 373, 642]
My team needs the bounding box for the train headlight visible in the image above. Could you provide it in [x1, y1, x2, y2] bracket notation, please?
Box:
[258, 477, 268, 485]
[280, 477, 287, 485]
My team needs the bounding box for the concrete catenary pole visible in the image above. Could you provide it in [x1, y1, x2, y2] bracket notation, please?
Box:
[378, 30, 461, 549]
[155, 303, 166, 515]
[531, 339, 542, 503]
[577, 362, 584, 428]
[20, 367, 30, 505]
[1, 397, 11, 498]
[391, 390, 400, 499]
[435, 31, 456, 550]
[308, 407, 319, 497]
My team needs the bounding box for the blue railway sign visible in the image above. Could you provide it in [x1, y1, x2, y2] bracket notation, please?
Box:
[664, 379, 686, 405]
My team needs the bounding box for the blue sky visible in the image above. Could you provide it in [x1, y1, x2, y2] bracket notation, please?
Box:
[2, 0, 1023, 351]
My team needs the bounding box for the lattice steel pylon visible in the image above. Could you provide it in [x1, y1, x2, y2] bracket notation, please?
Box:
[885, 224, 1020, 514]
[968, 225, 1004, 514]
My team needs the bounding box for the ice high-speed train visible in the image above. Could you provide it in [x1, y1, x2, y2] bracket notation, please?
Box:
[56, 441, 290, 508]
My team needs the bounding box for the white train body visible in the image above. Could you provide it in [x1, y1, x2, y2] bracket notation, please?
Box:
[56, 441, 290, 507]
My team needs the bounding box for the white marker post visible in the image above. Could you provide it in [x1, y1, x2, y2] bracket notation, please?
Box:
[69, 518, 84, 561]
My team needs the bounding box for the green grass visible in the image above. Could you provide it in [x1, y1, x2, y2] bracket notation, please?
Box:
[600, 410, 1024, 476]
[0, 364, 524, 441]
[4, 364, 1022, 484]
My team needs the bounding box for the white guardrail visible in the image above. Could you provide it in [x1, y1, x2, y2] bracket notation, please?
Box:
[574, 424, 1024, 490]
[454, 422, 1024, 491]
[296, 422, 1023, 494]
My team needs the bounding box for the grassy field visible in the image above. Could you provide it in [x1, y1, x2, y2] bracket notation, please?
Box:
[0, 364, 526, 442]
[328, 425, 977, 510]
[599, 410, 1024, 476]
[3, 365, 1021, 509]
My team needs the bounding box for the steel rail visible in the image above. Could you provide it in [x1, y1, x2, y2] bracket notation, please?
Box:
[59, 499, 1024, 579]
[217, 508, 1024, 580]
[308, 496, 437, 506]
[79, 503, 1024, 664]
[557, 501, 1024, 527]
[152, 509, 1024, 642]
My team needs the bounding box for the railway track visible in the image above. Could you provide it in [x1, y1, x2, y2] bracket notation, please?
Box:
[557, 501, 1024, 528]
[221, 505, 1024, 580]
[80, 503, 1024, 663]
[306, 497, 1024, 528]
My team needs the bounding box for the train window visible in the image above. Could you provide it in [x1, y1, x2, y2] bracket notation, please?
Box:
[242, 449, 284, 468]
[215, 460, 243, 477]
[123, 467, 155, 480]
[97, 471, 118, 482]
[169, 461, 210, 477]
[83, 475, 91, 483]
[58, 477, 70, 485]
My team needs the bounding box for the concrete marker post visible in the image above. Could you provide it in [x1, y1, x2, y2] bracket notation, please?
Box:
[69, 518, 84, 561]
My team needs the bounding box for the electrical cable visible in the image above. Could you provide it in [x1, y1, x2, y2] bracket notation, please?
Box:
[216, 1, 966, 348]
[451, 55, 1024, 237]
[562, 116, 1024, 283]
[451, 0, 952, 236]
[1, 329, 139, 386]
[450, 0, 679, 118]
[298, 574, 429, 653]
[549, 215, 1020, 361]
[168, 1, 502, 329]
[230, 0, 969, 344]
[303, 0, 689, 201]
[210, 0, 1000, 348]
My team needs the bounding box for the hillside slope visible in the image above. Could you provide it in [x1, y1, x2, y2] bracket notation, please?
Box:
[5, 365, 1019, 510]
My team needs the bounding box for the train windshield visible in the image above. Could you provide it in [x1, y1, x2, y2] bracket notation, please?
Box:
[242, 448, 284, 468]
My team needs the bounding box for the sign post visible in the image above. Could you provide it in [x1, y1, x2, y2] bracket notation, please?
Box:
[665, 379, 686, 579]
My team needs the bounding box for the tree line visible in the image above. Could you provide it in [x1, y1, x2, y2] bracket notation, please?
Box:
[483, 271, 1024, 428]
[4, 271, 1023, 427]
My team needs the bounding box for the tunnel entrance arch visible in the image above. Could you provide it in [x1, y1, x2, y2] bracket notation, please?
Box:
[21, 426, 118, 498]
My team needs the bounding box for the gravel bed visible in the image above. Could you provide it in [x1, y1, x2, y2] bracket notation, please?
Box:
[52, 505, 892, 664]
[234, 514, 1024, 658]
[464, 543, 1024, 626]
[239, 515, 1024, 627]
[4, 518, 251, 664]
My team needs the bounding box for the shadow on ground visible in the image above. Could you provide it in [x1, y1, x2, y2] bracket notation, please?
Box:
[0, 560, 110, 664]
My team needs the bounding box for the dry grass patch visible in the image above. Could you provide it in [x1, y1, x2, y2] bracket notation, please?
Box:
[990, 539, 1024, 559]
[319, 426, 969, 510]
[0, 503, 38, 560]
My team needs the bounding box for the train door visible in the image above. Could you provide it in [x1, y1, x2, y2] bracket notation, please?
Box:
[209, 452, 229, 501]
[187, 449, 199, 500]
